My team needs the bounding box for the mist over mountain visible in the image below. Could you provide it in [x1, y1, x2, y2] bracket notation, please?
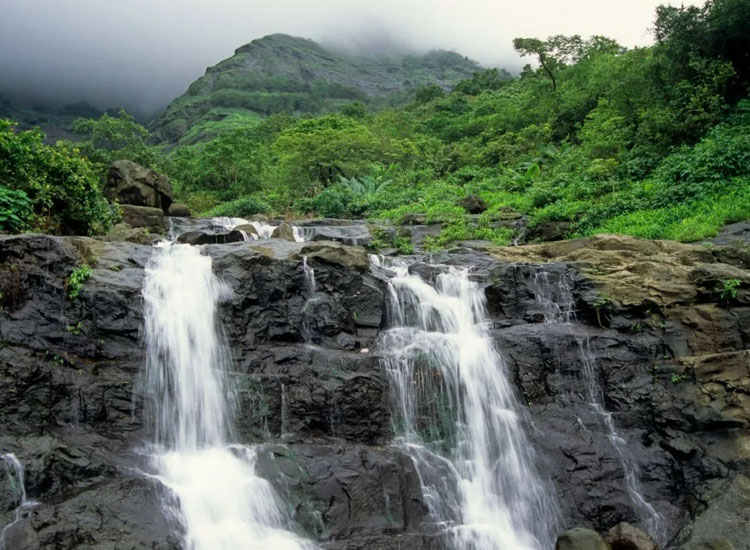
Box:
[151, 34, 487, 144]
[0, 0, 699, 118]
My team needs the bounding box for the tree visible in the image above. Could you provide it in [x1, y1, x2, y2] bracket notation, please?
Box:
[513, 35, 623, 91]
[175, 129, 266, 200]
[414, 85, 446, 104]
[70, 109, 161, 169]
[272, 115, 381, 197]
[0, 120, 115, 235]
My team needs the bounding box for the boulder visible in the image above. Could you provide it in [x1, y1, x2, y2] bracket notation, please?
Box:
[234, 224, 259, 238]
[105, 160, 173, 212]
[118, 204, 167, 233]
[176, 230, 246, 245]
[308, 224, 371, 246]
[103, 223, 160, 245]
[606, 523, 658, 550]
[557, 528, 611, 550]
[167, 202, 191, 217]
[528, 220, 571, 242]
[458, 193, 487, 214]
[271, 222, 296, 241]
[300, 241, 369, 269]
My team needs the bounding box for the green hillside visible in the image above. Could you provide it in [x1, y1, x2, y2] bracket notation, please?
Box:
[150, 33, 487, 144]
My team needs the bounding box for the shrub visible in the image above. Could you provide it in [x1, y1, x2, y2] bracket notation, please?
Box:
[0, 186, 32, 233]
[0, 120, 115, 235]
[204, 196, 272, 218]
[67, 264, 93, 300]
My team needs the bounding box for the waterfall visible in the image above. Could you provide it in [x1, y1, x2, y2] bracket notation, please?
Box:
[142, 241, 315, 550]
[380, 258, 559, 550]
[292, 226, 314, 243]
[531, 270, 664, 542]
[210, 217, 312, 241]
[1, 453, 36, 549]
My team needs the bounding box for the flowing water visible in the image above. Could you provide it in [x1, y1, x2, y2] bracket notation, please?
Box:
[0, 454, 36, 549]
[142, 241, 315, 550]
[531, 270, 664, 542]
[211, 217, 311, 242]
[379, 258, 559, 550]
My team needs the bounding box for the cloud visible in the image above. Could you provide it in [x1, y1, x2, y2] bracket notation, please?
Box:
[0, 0, 701, 117]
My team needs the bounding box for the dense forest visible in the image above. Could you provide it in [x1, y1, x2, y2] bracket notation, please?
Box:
[2, 0, 749, 248]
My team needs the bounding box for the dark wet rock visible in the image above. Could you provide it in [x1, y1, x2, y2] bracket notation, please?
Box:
[556, 528, 611, 550]
[167, 202, 191, 217]
[105, 160, 173, 212]
[256, 443, 432, 545]
[3, 231, 750, 548]
[234, 223, 260, 238]
[307, 224, 371, 246]
[233, 345, 389, 444]
[103, 222, 160, 245]
[606, 522, 657, 550]
[709, 221, 750, 246]
[272, 222, 297, 240]
[301, 241, 369, 268]
[119, 204, 167, 233]
[458, 193, 487, 214]
[528, 220, 572, 242]
[671, 475, 750, 550]
[176, 229, 246, 245]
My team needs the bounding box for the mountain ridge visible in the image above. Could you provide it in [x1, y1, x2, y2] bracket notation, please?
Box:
[150, 33, 490, 144]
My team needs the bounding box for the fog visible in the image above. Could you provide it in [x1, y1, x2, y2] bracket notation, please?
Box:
[0, 0, 700, 118]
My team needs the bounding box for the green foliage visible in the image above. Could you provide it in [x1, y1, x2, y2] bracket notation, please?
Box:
[0, 186, 32, 233]
[272, 115, 381, 198]
[67, 264, 93, 300]
[720, 278, 741, 302]
[203, 196, 271, 218]
[70, 109, 162, 169]
[8, 0, 750, 245]
[0, 119, 115, 235]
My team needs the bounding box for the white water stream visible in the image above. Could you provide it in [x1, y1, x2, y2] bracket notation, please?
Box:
[0, 453, 36, 550]
[532, 270, 664, 542]
[211, 217, 311, 242]
[142, 242, 315, 550]
[380, 258, 559, 549]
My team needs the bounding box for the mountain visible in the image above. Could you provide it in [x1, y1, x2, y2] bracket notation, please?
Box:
[150, 33, 486, 144]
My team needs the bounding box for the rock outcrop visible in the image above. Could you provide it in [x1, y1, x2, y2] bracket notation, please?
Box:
[1, 229, 749, 549]
[105, 160, 173, 213]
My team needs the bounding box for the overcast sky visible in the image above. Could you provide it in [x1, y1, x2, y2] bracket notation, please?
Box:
[0, 0, 701, 117]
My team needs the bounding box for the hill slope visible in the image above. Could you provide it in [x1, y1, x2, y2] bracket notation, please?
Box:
[150, 33, 486, 144]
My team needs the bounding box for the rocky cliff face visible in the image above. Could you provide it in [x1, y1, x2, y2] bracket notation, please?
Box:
[0, 229, 748, 549]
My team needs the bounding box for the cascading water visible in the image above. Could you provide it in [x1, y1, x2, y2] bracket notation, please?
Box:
[0, 453, 36, 549]
[379, 258, 559, 550]
[531, 270, 664, 542]
[142, 241, 315, 550]
[210, 217, 311, 242]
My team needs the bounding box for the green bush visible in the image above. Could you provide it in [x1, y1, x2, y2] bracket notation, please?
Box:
[0, 120, 115, 235]
[0, 186, 32, 233]
[204, 196, 272, 218]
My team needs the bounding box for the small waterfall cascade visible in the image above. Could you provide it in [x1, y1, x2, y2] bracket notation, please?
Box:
[379, 258, 559, 550]
[211, 217, 312, 242]
[142, 241, 315, 550]
[0, 453, 36, 549]
[292, 226, 314, 243]
[531, 270, 664, 541]
[301, 256, 320, 343]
